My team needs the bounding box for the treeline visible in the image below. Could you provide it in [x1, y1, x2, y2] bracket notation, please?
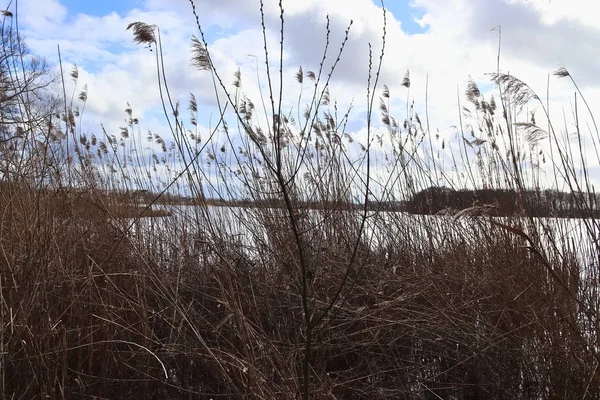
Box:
[115, 187, 600, 219]
[121, 190, 366, 211]
[406, 186, 600, 218]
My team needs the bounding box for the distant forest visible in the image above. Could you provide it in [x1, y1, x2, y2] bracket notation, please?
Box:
[404, 186, 600, 218]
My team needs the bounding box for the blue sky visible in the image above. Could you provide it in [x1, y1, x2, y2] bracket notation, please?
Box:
[386, 1, 427, 34]
[58, 0, 140, 16]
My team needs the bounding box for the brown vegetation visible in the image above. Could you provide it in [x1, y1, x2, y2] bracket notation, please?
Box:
[1, 3, 599, 399]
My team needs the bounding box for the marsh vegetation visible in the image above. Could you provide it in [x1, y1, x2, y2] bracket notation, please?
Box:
[1, 2, 599, 399]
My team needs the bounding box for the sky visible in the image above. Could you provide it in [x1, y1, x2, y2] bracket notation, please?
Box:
[9, 0, 600, 191]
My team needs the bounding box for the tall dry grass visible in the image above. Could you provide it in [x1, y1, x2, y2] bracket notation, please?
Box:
[0, 1, 599, 399]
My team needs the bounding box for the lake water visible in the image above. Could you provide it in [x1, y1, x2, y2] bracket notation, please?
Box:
[122, 204, 600, 277]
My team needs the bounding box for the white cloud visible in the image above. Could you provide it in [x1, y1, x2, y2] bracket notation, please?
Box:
[18, 0, 68, 30]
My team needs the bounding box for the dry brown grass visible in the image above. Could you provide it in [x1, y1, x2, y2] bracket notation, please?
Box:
[1, 184, 599, 398]
[1, 2, 600, 399]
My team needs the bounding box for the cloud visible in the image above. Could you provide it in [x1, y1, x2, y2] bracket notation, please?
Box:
[18, 0, 68, 30]
[418, 0, 600, 88]
[11, 0, 600, 190]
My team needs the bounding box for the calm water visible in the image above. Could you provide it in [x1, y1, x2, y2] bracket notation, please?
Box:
[123, 204, 600, 274]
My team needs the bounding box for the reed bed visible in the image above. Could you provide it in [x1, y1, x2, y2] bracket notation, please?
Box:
[0, 2, 599, 399]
